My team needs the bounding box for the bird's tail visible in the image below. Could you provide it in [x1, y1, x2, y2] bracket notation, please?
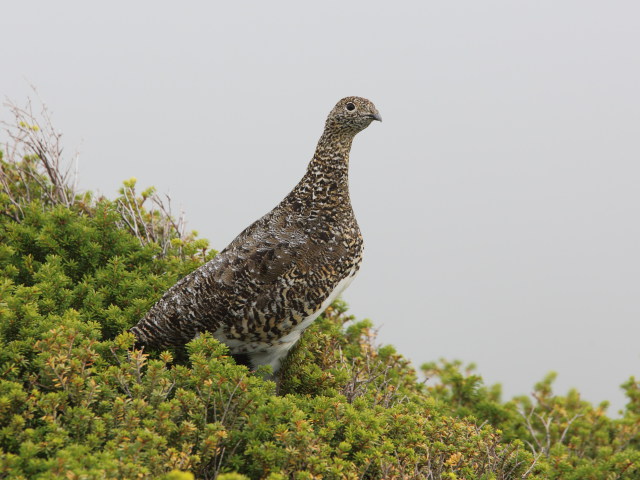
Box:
[129, 313, 199, 350]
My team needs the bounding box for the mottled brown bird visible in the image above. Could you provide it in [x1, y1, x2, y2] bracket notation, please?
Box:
[131, 96, 381, 373]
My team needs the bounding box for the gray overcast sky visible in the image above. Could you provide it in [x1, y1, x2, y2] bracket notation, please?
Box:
[3, 1, 639, 412]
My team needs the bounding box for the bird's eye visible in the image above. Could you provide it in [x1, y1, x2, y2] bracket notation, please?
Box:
[345, 102, 356, 111]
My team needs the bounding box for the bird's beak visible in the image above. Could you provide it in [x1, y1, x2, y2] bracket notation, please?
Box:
[368, 111, 382, 122]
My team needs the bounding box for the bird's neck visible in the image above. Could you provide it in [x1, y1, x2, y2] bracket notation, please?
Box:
[306, 129, 354, 183]
[286, 129, 355, 211]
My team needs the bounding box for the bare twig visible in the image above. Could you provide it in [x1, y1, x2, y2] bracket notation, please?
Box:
[558, 413, 584, 445]
[1, 92, 80, 217]
[521, 451, 543, 479]
[116, 182, 188, 256]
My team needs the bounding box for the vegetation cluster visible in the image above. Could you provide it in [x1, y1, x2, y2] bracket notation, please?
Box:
[0, 99, 638, 479]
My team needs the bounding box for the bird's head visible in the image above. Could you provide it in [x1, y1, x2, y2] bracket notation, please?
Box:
[325, 96, 382, 135]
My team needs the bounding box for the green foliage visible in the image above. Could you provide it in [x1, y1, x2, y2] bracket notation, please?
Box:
[0, 139, 638, 478]
[422, 361, 640, 479]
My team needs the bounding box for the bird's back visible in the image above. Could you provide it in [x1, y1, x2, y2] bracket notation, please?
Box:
[131, 197, 362, 361]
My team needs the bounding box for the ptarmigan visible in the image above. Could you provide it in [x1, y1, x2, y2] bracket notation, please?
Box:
[131, 96, 381, 374]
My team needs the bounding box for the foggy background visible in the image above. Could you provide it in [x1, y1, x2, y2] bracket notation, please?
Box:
[3, 1, 639, 413]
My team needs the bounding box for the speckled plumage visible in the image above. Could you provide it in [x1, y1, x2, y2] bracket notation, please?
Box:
[130, 97, 381, 372]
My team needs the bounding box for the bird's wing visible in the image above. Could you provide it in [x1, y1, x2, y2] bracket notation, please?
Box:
[132, 211, 351, 347]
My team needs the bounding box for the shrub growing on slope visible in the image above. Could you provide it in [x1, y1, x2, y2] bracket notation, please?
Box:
[0, 192, 539, 479]
[421, 361, 640, 479]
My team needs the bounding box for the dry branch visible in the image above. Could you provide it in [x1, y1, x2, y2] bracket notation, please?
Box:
[1, 93, 79, 218]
